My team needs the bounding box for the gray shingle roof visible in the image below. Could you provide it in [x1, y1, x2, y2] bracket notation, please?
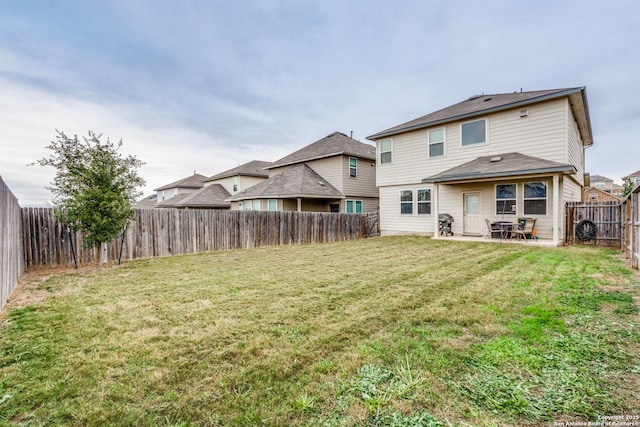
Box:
[589, 175, 613, 183]
[157, 184, 231, 208]
[205, 160, 272, 182]
[368, 87, 590, 142]
[227, 164, 343, 201]
[134, 194, 158, 209]
[153, 173, 207, 191]
[268, 132, 376, 169]
[422, 152, 576, 183]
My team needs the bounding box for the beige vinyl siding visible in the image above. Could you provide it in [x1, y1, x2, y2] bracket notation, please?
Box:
[566, 104, 585, 185]
[376, 99, 569, 188]
[342, 156, 378, 198]
[206, 175, 267, 194]
[380, 177, 564, 239]
[205, 176, 234, 194]
[379, 185, 435, 236]
[435, 178, 559, 239]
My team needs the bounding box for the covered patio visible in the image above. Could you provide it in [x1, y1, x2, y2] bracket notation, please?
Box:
[424, 153, 580, 246]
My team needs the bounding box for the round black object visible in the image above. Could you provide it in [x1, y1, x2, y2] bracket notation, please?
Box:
[576, 219, 597, 240]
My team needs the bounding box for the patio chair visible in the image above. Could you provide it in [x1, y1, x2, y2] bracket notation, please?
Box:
[511, 218, 536, 241]
[485, 218, 506, 239]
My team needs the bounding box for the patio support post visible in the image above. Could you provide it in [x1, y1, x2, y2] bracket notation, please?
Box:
[553, 174, 560, 245]
[433, 183, 440, 239]
[297, 197, 302, 212]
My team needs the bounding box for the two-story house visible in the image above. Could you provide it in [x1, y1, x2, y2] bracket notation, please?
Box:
[589, 175, 623, 196]
[367, 87, 594, 245]
[226, 132, 379, 212]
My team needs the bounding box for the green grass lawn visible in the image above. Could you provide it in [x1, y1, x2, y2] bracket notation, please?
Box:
[1, 236, 639, 426]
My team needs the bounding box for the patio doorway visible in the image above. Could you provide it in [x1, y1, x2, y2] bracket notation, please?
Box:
[463, 192, 482, 236]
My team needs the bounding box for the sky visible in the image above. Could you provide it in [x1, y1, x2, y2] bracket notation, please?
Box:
[1, 0, 639, 205]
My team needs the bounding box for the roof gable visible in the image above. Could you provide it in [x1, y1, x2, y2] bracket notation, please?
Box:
[227, 164, 343, 200]
[268, 132, 375, 169]
[153, 173, 207, 191]
[368, 87, 593, 147]
[205, 160, 272, 182]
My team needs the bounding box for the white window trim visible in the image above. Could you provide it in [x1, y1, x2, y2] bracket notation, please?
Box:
[379, 138, 393, 165]
[417, 188, 432, 215]
[460, 118, 488, 147]
[349, 157, 357, 178]
[495, 183, 517, 216]
[428, 128, 445, 158]
[400, 189, 413, 215]
[523, 181, 548, 216]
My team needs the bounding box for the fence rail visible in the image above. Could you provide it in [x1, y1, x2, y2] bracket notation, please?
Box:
[22, 208, 371, 270]
[565, 201, 623, 248]
[1, 176, 23, 311]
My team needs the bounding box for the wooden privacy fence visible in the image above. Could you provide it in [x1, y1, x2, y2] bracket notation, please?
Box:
[22, 208, 371, 270]
[565, 201, 623, 248]
[1, 175, 23, 311]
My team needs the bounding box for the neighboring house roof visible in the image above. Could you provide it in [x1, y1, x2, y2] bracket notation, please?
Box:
[227, 164, 343, 201]
[158, 184, 231, 208]
[589, 175, 613, 182]
[135, 194, 158, 208]
[205, 160, 272, 182]
[368, 87, 593, 147]
[153, 173, 207, 191]
[628, 169, 640, 177]
[267, 132, 376, 169]
[422, 152, 576, 183]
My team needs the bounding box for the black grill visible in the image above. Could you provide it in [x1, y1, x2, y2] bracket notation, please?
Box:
[438, 213, 454, 236]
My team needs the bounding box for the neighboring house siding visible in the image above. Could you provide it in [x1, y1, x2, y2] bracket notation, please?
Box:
[342, 156, 378, 198]
[376, 99, 569, 189]
[207, 175, 267, 195]
[156, 187, 198, 202]
[341, 197, 379, 213]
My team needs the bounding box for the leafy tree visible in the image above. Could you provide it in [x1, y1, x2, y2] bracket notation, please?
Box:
[621, 175, 635, 198]
[36, 130, 145, 264]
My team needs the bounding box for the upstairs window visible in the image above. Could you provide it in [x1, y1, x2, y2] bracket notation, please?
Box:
[233, 176, 238, 192]
[461, 119, 487, 146]
[428, 128, 444, 157]
[380, 139, 392, 164]
[349, 157, 357, 177]
[524, 182, 547, 215]
[400, 190, 413, 214]
[496, 184, 516, 215]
